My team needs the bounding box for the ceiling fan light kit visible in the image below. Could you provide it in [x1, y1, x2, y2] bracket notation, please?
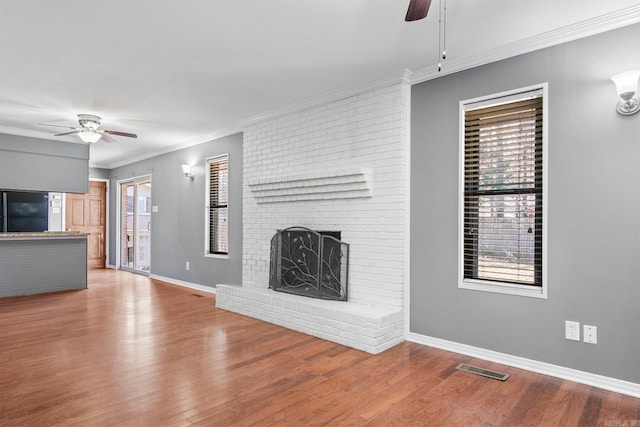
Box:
[78, 129, 102, 143]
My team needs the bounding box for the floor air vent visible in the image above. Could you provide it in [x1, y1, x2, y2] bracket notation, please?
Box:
[456, 363, 510, 381]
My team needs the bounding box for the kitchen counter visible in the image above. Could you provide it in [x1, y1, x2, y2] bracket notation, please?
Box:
[0, 231, 88, 240]
[0, 232, 87, 297]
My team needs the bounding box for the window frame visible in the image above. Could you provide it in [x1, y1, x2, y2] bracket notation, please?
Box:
[204, 153, 229, 258]
[458, 83, 548, 299]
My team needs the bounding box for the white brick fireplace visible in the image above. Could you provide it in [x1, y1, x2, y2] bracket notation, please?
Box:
[216, 72, 410, 353]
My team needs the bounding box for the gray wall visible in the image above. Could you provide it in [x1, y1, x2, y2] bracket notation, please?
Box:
[0, 134, 89, 193]
[108, 133, 243, 288]
[89, 167, 110, 180]
[410, 24, 640, 383]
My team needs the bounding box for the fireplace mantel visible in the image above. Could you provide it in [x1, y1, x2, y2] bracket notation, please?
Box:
[247, 167, 373, 204]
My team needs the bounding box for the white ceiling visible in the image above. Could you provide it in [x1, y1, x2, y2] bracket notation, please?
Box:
[1, 1, 639, 168]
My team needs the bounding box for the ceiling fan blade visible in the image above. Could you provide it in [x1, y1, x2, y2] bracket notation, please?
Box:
[38, 123, 79, 130]
[103, 129, 138, 138]
[54, 130, 82, 137]
[405, 0, 432, 21]
[100, 133, 116, 143]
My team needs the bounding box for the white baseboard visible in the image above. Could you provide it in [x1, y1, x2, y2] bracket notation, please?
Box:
[106, 264, 117, 270]
[149, 274, 217, 295]
[407, 332, 640, 399]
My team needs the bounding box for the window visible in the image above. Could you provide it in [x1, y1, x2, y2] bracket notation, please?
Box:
[206, 154, 229, 256]
[459, 85, 547, 298]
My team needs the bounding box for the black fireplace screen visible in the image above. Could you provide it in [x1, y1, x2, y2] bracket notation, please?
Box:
[269, 227, 348, 301]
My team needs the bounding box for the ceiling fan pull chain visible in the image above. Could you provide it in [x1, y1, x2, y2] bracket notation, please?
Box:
[442, 0, 447, 60]
[437, 0, 448, 71]
[437, 0, 442, 71]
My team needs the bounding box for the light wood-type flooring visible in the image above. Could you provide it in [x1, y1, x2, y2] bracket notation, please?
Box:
[1, 269, 638, 426]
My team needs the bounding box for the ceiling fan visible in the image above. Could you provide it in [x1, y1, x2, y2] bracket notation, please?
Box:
[405, 0, 448, 71]
[405, 0, 432, 21]
[39, 114, 137, 144]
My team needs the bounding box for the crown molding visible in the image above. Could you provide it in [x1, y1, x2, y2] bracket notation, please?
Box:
[242, 6, 639, 128]
[8, 7, 638, 169]
[0, 126, 84, 145]
[242, 69, 413, 128]
[100, 125, 242, 169]
[410, 5, 640, 84]
[0, 125, 242, 169]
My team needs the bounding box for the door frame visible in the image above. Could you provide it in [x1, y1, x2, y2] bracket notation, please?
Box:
[62, 178, 110, 268]
[116, 174, 152, 275]
[91, 178, 110, 268]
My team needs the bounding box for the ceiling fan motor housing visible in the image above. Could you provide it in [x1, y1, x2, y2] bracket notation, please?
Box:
[78, 114, 101, 130]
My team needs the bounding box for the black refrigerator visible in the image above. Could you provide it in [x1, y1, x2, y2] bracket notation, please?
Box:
[0, 191, 49, 232]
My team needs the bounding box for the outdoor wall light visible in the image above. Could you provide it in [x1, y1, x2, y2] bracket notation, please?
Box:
[182, 164, 194, 181]
[611, 70, 640, 116]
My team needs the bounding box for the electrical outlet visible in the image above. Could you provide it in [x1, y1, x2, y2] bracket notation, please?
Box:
[583, 325, 597, 344]
[565, 320, 580, 341]
[185, 261, 190, 271]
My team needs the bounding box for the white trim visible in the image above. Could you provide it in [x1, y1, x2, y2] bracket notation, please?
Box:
[410, 5, 640, 85]
[403, 79, 412, 339]
[99, 126, 240, 169]
[115, 181, 121, 270]
[457, 83, 549, 299]
[205, 253, 229, 260]
[116, 174, 152, 272]
[541, 84, 549, 299]
[463, 87, 544, 111]
[149, 274, 217, 294]
[204, 153, 230, 257]
[407, 332, 640, 399]
[459, 279, 546, 299]
[242, 69, 413, 128]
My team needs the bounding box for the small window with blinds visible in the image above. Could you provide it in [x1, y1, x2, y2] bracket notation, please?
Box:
[206, 154, 229, 256]
[459, 85, 547, 298]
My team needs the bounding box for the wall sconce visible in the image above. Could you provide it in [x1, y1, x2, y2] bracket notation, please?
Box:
[611, 70, 640, 116]
[182, 164, 194, 181]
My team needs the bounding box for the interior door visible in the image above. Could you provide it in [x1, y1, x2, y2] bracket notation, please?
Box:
[65, 181, 107, 269]
[120, 178, 151, 273]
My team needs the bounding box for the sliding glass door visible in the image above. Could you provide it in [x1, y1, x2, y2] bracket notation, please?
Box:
[120, 178, 151, 274]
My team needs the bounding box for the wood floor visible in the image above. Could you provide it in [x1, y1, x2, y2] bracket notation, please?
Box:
[1, 270, 638, 426]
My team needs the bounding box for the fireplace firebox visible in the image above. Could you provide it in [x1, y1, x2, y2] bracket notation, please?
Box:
[269, 227, 348, 301]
